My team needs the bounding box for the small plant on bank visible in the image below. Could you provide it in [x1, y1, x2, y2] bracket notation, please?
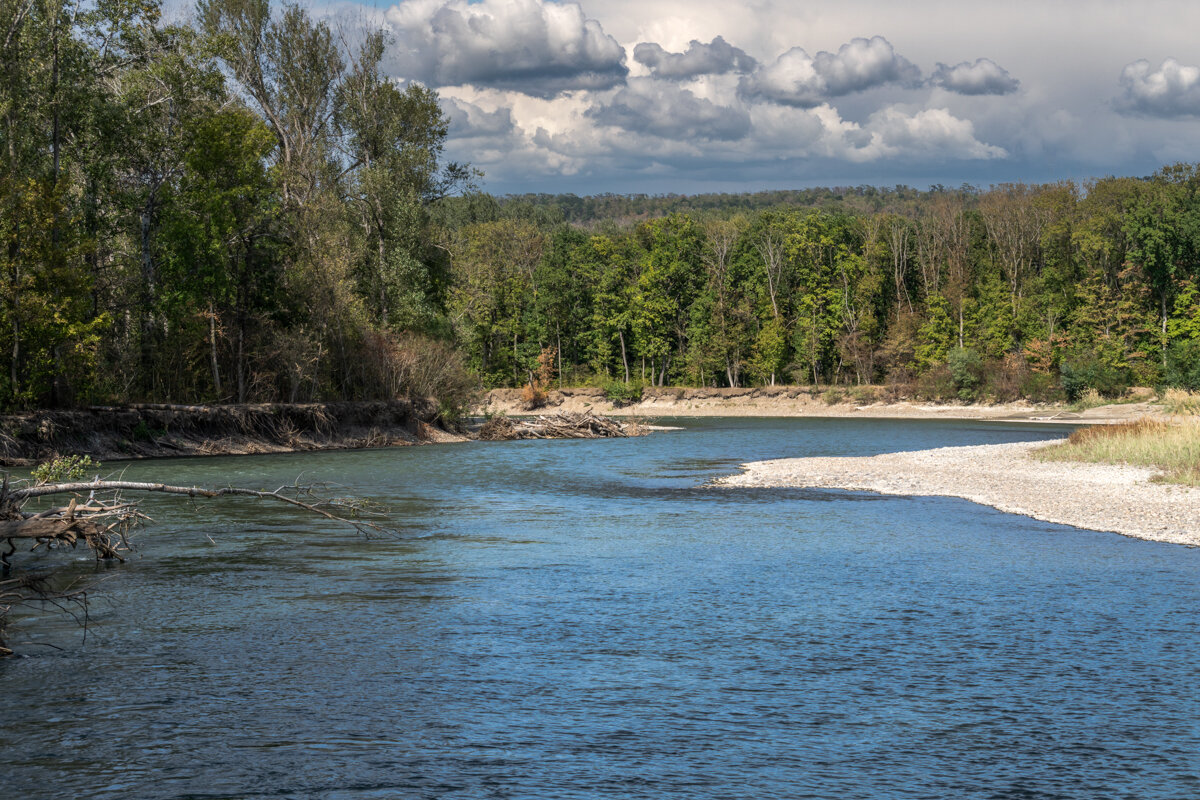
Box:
[821, 387, 846, 405]
[519, 347, 557, 410]
[1069, 388, 1106, 412]
[603, 379, 644, 407]
[32, 454, 101, 486]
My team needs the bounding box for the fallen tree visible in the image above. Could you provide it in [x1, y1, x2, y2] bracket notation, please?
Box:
[0, 468, 392, 656]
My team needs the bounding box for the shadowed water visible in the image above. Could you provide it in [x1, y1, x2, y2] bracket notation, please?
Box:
[2, 417, 1199, 799]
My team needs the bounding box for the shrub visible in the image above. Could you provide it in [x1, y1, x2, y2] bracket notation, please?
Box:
[849, 385, 878, 405]
[1165, 340, 1200, 391]
[603, 380, 644, 407]
[32, 455, 100, 486]
[985, 353, 1029, 403]
[1020, 372, 1063, 404]
[1059, 353, 1130, 400]
[821, 387, 846, 405]
[947, 347, 984, 401]
[913, 364, 956, 401]
[519, 382, 548, 410]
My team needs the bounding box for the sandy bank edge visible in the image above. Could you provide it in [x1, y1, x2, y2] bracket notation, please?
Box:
[477, 387, 1163, 424]
[714, 440, 1200, 547]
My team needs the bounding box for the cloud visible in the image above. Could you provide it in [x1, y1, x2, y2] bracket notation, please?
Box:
[632, 36, 758, 80]
[748, 103, 1005, 162]
[587, 78, 751, 141]
[866, 106, 1007, 159]
[1116, 57, 1200, 118]
[441, 97, 518, 139]
[386, 0, 627, 97]
[930, 58, 1019, 96]
[740, 36, 921, 107]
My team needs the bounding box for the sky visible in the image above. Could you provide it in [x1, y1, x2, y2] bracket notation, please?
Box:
[329, 0, 1200, 195]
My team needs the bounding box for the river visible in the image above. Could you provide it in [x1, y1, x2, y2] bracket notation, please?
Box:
[2, 417, 1199, 799]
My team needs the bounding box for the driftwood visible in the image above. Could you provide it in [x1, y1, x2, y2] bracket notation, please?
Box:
[0, 473, 392, 655]
[476, 411, 644, 441]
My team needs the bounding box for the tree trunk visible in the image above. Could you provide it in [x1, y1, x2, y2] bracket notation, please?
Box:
[618, 329, 630, 383]
[208, 301, 222, 397]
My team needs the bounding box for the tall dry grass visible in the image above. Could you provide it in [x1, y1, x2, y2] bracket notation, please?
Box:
[1160, 388, 1200, 416]
[1037, 416, 1200, 485]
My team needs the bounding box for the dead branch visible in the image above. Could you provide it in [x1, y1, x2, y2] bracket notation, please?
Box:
[0, 474, 395, 655]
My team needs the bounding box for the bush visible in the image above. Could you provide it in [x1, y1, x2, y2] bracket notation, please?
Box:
[821, 387, 847, 405]
[1059, 354, 1130, 401]
[32, 455, 100, 486]
[360, 331, 480, 419]
[1020, 372, 1063, 404]
[602, 380, 644, 407]
[1165, 340, 1200, 391]
[947, 347, 984, 401]
[913, 364, 956, 401]
[849, 385, 879, 405]
[519, 382, 547, 410]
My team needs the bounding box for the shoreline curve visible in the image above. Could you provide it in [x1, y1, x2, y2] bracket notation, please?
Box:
[714, 440, 1200, 547]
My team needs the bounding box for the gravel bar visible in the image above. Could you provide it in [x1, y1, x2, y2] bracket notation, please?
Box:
[715, 440, 1200, 546]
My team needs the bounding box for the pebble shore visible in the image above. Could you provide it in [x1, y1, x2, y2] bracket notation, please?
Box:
[716, 440, 1200, 546]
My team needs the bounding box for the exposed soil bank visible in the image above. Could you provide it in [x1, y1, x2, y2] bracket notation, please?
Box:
[716, 440, 1200, 547]
[0, 401, 466, 466]
[479, 386, 1164, 424]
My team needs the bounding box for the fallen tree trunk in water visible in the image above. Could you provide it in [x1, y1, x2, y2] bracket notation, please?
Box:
[0, 473, 392, 655]
[476, 411, 645, 441]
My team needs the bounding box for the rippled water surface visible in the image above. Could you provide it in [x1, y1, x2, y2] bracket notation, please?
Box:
[3, 417, 1200, 799]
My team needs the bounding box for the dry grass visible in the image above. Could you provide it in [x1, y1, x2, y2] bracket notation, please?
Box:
[1160, 388, 1200, 416]
[1038, 417, 1200, 486]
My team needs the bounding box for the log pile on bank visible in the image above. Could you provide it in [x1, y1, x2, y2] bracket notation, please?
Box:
[476, 412, 644, 441]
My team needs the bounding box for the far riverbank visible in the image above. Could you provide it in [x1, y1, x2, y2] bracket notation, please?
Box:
[479, 386, 1164, 424]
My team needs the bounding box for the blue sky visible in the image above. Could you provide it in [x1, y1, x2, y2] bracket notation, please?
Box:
[325, 0, 1200, 194]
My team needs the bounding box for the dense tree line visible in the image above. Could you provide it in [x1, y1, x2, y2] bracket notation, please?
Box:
[0, 0, 473, 410]
[4, 0, 1200, 411]
[444, 169, 1200, 401]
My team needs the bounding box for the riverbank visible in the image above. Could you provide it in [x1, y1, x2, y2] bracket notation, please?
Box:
[715, 439, 1200, 546]
[479, 386, 1163, 423]
[0, 401, 467, 466]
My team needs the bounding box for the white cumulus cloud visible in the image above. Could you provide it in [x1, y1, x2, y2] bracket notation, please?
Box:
[740, 36, 921, 107]
[1116, 57, 1200, 118]
[930, 58, 1019, 96]
[386, 0, 628, 97]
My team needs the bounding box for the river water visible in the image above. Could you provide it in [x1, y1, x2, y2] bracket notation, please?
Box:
[2, 417, 1199, 799]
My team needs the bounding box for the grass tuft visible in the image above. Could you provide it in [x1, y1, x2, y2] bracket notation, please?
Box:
[1160, 388, 1200, 416]
[1037, 416, 1200, 486]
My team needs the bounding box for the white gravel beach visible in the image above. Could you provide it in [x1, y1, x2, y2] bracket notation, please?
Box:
[716, 440, 1200, 547]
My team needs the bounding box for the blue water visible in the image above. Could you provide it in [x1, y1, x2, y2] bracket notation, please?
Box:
[2, 417, 1199, 799]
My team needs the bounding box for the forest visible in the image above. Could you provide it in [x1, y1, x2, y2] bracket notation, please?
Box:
[4, 0, 1200, 411]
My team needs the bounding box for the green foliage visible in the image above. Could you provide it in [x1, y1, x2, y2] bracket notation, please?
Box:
[602, 380, 644, 407]
[1059, 350, 1131, 400]
[1165, 340, 1200, 390]
[5, 0, 1200, 414]
[947, 347, 984, 401]
[32, 455, 100, 485]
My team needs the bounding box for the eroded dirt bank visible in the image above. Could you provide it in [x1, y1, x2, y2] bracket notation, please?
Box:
[478, 386, 1164, 424]
[0, 401, 466, 465]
